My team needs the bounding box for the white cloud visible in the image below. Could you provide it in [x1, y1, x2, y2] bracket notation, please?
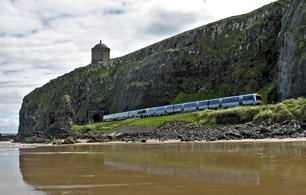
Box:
[0, 0, 276, 133]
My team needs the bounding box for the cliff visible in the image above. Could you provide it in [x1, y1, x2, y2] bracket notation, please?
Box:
[18, 0, 305, 139]
[276, 0, 306, 100]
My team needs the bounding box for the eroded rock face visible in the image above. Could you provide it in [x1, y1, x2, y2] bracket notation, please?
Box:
[276, 0, 306, 100]
[18, 1, 297, 138]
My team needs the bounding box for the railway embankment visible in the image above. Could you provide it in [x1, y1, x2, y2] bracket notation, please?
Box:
[15, 98, 306, 143]
[73, 98, 306, 143]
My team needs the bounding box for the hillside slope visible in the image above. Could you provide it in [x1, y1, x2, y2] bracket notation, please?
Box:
[18, 0, 305, 139]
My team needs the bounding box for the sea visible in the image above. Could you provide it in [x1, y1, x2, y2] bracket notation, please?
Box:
[1, 140, 306, 194]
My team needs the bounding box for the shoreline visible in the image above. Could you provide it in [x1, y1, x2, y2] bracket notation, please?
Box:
[74, 137, 306, 145]
[3, 137, 306, 149]
[14, 120, 306, 146]
[0, 141, 50, 149]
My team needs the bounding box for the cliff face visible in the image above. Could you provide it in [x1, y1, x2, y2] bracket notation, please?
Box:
[276, 0, 306, 100]
[18, 0, 297, 138]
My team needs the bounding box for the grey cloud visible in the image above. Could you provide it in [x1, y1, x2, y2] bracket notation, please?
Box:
[143, 9, 197, 36]
[0, 60, 8, 65]
[2, 70, 20, 74]
[102, 8, 125, 15]
[0, 81, 35, 88]
[42, 13, 77, 27]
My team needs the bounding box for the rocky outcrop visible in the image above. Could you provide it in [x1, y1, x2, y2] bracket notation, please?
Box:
[17, 0, 305, 139]
[75, 120, 306, 143]
[276, 0, 306, 100]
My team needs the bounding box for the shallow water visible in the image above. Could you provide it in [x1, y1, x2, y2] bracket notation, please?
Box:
[0, 142, 42, 195]
[1, 141, 306, 194]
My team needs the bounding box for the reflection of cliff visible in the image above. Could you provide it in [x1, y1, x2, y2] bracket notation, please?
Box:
[19, 150, 106, 187]
[19, 142, 306, 194]
[104, 159, 260, 186]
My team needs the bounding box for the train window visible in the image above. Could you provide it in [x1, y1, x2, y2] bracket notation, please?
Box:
[222, 97, 239, 103]
[166, 106, 173, 110]
[155, 107, 165, 111]
[129, 111, 136, 116]
[120, 112, 127, 117]
[174, 105, 182, 109]
[243, 95, 255, 101]
[209, 99, 219, 105]
[199, 101, 208, 106]
[184, 103, 196, 108]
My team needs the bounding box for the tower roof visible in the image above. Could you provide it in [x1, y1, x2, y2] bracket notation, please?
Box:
[92, 40, 110, 50]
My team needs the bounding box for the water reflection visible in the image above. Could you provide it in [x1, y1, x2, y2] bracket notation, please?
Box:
[17, 141, 306, 194]
[104, 159, 260, 185]
[0, 142, 42, 195]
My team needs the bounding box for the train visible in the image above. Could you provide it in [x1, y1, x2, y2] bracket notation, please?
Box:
[103, 93, 262, 122]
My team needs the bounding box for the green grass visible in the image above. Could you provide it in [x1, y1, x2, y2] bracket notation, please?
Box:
[257, 83, 275, 104]
[73, 112, 199, 134]
[125, 112, 198, 127]
[73, 121, 121, 134]
[73, 98, 306, 134]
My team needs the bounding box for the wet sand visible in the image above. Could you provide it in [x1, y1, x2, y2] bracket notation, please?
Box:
[17, 140, 306, 194]
[2, 138, 306, 194]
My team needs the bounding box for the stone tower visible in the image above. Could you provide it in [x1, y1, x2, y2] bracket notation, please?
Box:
[91, 40, 110, 66]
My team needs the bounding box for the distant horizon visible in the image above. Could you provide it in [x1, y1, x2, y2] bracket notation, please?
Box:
[0, 132, 17, 136]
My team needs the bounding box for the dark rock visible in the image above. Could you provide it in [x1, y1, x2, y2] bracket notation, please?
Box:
[300, 120, 306, 129]
[259, 126, 270, 134]
[62, 137, 79, 144]
[52, 140, 62, 145]
[225, 132, 243, 139]
[0, 134, 16, 141]
[14, 134, 51, 143]
[207, 137, 217, 141]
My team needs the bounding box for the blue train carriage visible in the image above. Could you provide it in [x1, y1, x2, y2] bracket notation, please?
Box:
[154, 106, 167, 116]
[147, 108, 155, 116]
[198, 100, 208, 110]
[241, 93, 262, 105]
[114, 111, 129, 120]
[103, 114, 114, 122]
[208, 98, 221, 109]
[128, 110, 138, 118]
[221, 95, 241, 108]
[173, 104, 184, 113]
[183, 101, 198, 112]
[137, 109, 149, 117]
[165, 105, 174, 114]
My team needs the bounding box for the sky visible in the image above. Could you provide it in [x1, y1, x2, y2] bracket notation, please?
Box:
[0, 0, 276, 134]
